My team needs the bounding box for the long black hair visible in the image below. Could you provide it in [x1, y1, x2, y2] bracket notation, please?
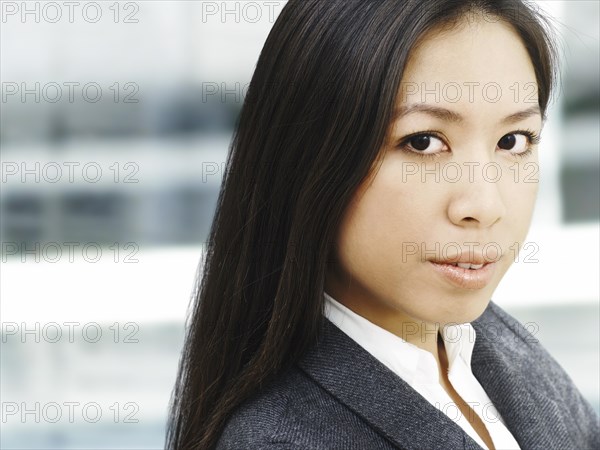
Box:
[166, 1, 559, 448]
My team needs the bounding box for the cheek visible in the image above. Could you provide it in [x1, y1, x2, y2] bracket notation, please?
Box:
[501, 170, 539, 236]
[334, 168, 442, 282]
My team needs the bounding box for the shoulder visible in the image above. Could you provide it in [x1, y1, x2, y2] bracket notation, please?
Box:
[472, 301, 579, 399]
[475, 300, 577, 379]
[477, 301, 599, 441]
[215, 367, 323, 449]
[215, 360, 391, 449]
[215, 368, 295, 449]
[475, 300, 549, 356]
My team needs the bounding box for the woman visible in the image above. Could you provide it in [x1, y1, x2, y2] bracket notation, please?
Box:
[166, 1, 600, 449]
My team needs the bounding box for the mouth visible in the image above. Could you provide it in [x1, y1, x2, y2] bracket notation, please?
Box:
[435, 261, 487, 270]
[428, 260, 497, 290]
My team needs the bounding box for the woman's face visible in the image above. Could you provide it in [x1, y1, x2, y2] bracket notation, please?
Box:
[325, 18, 543, 333]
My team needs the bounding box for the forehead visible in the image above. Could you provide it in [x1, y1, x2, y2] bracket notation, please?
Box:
[398, 18, 539, 116]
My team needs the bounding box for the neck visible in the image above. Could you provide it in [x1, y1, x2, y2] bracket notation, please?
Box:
[323, 282, 448, 374]
[388, 318, 449, 383]
[437, 331, 450, 382]
[397, 320, 442, 359]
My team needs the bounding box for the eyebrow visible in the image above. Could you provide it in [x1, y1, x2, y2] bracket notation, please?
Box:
[393, 104, 542, 125]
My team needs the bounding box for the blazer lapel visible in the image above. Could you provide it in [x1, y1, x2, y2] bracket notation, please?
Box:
[470, 305, 575, 449]
[297, 317, 484, 450]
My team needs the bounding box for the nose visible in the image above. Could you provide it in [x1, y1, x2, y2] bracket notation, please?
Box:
[447, 162, 507, 228]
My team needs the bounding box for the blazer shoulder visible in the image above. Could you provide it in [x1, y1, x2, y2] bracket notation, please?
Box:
[479, 300, 544, 351]
[480, 301, 575, 368]
[479, 301, 599, 447]
[215, 368, 317, 449]
[215, 359, 393, 449]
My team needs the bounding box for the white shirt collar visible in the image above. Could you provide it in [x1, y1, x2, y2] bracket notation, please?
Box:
[323, 290, 477, 386]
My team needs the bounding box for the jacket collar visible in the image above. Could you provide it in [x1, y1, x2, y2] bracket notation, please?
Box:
[297, 311, 485, 449]
[296, 301, 571, 449]
[323, 291, 476, 387]
[470, 302, 574, 449]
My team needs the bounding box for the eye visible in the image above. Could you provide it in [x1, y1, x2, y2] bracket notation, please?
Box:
[397, 132, 448, 157]
[497, 129, 540, 157]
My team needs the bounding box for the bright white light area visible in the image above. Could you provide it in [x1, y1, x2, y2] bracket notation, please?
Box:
[1, 221, 598, 323]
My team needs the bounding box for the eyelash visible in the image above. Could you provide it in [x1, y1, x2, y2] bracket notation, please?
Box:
[396, 128, 541, 160]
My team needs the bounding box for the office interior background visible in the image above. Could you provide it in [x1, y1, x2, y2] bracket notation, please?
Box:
[1, 1, 598, 448]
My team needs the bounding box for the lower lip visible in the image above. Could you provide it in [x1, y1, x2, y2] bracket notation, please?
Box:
[428, 261, 497, 290]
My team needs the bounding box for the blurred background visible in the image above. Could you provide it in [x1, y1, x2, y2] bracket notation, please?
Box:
[1, 1, 598, 448]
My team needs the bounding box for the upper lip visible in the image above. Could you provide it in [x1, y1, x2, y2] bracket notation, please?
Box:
[428, 253, 496, 265]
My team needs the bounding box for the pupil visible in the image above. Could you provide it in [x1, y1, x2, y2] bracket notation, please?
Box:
[411, 135, 430, 151]
[499, 134, 516, 150]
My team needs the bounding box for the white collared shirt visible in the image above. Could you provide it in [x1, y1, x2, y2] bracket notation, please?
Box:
[323, 291, 521, 450]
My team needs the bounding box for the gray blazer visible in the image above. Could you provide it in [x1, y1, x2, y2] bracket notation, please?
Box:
[216, 301, 600, 449]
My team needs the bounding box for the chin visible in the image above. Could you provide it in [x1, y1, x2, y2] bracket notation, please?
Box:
[455, 295, 493, 324]
[429, 294, 493, 326]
